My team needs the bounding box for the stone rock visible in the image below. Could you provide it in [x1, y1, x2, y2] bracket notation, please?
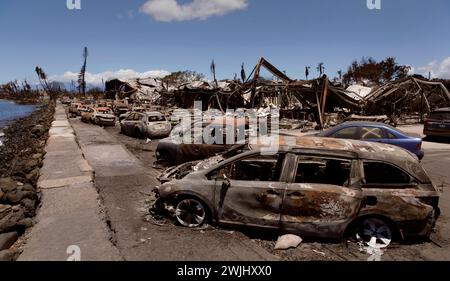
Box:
[18, 218, 33, 228]
[22, 190, 37, 201]
[0, 205, 12, 220]
[0, 206, 25, 233]
[0, 178, 17, 193]
[0, 232, 18, 250]
[12, 160, 35, 174]
[0, 250, 16, 261]
[20, 198, 36, 217]
[274, 234, 303, 250]
[21, 184, 35, 193]
[31, 125, 45, 137]
[26, 168, 40, 183]
[32, 153, 43, 160]
[6, 189, 24, 204]
[0, 190, 4, 202]
[24, 159, 39, 173]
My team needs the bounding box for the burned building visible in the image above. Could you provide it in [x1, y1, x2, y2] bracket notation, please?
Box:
[104, 57, 450, 127]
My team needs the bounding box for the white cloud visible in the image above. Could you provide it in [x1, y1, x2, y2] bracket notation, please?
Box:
[49, 69, 170, 85]
[140, 0, 248, 22]
[418, 57, 450, 79]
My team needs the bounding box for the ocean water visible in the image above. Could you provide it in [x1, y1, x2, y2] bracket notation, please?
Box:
[0, 99, 37, 129]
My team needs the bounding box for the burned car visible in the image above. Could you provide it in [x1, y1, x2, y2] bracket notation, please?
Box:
[91, 107, 116, 126]
[156, 117, 251, 166]
[68, 102, 83, 117]
[119, 107, 146, 121]
[152, 137, 440, 247]
[120, 111, 172, 139]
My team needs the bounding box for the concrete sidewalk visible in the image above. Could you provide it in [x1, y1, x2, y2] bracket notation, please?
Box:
[18, 105, 121, 261]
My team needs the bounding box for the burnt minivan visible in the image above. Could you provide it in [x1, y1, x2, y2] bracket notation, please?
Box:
[152, 137, 440, 248]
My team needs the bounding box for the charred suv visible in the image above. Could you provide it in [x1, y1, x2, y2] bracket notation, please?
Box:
[152, 137, 440, 247]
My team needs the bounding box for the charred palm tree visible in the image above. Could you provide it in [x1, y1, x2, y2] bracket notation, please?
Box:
[317, 63, 325, 77]
[78, 47, 88, 96]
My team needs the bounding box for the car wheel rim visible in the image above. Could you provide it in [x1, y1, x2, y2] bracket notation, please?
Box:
[356, 218, 392, 249]
[175, 199, 206, 228]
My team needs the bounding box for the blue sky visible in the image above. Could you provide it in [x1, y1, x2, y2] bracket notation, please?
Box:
[0, 0, 449, 85]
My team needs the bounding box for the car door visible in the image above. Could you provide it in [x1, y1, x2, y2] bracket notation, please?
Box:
[88, 108, 95, 122]
[381, 128, 420, 154]
[122, 113, 136, 135]
[214, 153, 288, 229]
[134, 113, 145, 132]
[360, 160, 435, 222]
[281, 153, 364, 238]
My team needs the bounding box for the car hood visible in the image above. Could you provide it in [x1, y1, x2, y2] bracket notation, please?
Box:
[158, 155, 223, 183]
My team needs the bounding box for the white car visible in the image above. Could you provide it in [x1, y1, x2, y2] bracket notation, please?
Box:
[121, 111, 172, 139]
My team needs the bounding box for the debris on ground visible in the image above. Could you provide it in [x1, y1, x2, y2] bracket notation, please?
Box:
[312, 249, 327, 256]
[357, 241, 385, 261]
[274, 234, 303, 250]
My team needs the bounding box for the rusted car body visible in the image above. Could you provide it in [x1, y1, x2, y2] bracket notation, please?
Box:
[91, 107, 116, 126]
[76, 105, 91, 117]
[81, 107, 115, 125]
[153, 137, 440, 245]
[68, 103, 82, 117]
[156, 117, 250, 166]
[120, 111, 172, 139]
[80, 107, 95, 123]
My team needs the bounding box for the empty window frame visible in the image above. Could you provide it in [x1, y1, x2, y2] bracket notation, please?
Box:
[222, 154, 285, 182]
[295, 157, 352, 187]
[363, 161, 411, 185]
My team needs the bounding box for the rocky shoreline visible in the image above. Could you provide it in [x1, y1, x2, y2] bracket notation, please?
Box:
[0, 101, 55, 260]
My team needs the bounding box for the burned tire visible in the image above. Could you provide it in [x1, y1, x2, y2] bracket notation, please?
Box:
[355, 217, 393, 249]
[175, 198, 208, 228]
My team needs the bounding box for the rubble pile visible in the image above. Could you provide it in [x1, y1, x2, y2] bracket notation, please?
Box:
[104, 58, 450, 129]
[0, 101, 55, 259]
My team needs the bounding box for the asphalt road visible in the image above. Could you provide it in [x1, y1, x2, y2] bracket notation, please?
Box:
[71, 118, 275, 261]
[76, 119, 450, 261]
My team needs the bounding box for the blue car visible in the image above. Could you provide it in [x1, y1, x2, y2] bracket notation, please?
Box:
[317, 121, 424, 160]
